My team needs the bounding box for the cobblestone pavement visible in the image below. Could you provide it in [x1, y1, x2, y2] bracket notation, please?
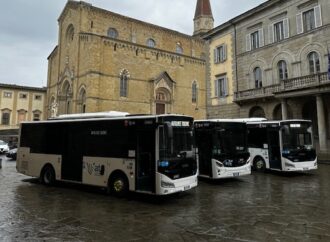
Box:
[1, 156, 330, 242]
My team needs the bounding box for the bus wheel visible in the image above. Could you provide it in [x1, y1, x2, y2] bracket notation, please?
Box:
[253, 158, 266, 172]
[40, 165, 56, 185]
[109, 174, 128, 197]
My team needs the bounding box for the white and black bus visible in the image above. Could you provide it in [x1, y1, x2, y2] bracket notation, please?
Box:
[17, 112, 198, 196]
[246, 119, 317, 172]
[194, 120, 251, 179]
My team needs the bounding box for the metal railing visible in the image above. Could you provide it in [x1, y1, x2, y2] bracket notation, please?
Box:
[234, 72, 330, 101]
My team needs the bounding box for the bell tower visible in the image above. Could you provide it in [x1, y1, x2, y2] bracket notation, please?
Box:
[193, 0, 214, 36]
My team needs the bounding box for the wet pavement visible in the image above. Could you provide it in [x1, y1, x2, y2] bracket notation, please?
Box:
[1, 156, 330, 242]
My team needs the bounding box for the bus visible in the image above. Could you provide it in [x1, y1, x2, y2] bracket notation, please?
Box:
[246, 119, 317, 172]
[194, 120, 251, 179]
[16, 112, 198, 196]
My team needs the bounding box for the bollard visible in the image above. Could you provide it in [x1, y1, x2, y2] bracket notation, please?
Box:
[0, 158, 2, 169]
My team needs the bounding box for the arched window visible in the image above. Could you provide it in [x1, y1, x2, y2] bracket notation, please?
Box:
[147, 38, 156, 48]
[1, 109, 11, 125]
[278, 60, 288, 81]
[66, 24, 74, 42]
[249, 106, 265, 118]
[78, 88, 87, 113]
[176, 42, 183, 54]
[192, 81, 198, 103]
[253, 67, 262, 88]
[308, 51, 320, 74]
[120, 69, 130, 97]
[107, 28, 118, 39]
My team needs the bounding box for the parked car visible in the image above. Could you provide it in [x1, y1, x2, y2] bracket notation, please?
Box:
[0, 140, 9, 154]
[6, 148, 17, 160]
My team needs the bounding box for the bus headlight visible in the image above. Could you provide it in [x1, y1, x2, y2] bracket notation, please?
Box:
[282, 150, 290, 155]
[161, 181, 175, 188]
[215, 161, 224, 167]
[285, 162, 295, 168]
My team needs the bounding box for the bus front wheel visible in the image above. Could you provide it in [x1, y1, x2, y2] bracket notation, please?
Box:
[109, 173, 128, 197]
[40, 165, 56, 185]
[253, 158, 266, 172]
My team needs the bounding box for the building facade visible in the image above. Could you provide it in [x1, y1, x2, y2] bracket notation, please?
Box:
[0, 83, 46, 143]
[205, 0, 330, 159]
[204, 23, 240, 118]
[47, 0, 214, 120]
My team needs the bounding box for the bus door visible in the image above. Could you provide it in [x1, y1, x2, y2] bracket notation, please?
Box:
[61, 124, 84, 182]
[136, 129, 155, 193]
[196, 130, 212, 177]
[267, 128, 282, 170]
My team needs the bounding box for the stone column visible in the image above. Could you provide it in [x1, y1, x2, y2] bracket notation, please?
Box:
[281, 99, 288, 120]
[316, 95, 327, 152]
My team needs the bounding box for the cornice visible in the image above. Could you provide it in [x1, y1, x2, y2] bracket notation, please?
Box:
[0, 83, 47, 92]
[78, 32, 206, 65]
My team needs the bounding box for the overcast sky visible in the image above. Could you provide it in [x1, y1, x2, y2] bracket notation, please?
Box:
[0, 0, 266, 88]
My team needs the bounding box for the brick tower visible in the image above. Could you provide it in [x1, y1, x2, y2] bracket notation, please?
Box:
[193, 0, 214, 36]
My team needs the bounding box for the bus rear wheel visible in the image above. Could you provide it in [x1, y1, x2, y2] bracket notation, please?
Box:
[253, 158, 266, 172]
[40, 165, 56, 185]
[109, 174, 128, 197]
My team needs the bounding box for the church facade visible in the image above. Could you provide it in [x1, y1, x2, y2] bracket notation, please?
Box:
[47, 0, 213, 119]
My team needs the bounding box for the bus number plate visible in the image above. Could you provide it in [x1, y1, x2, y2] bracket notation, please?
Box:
[303, 167, 309, 171]
[184, 185, 190, 191]
[233, 172, 240, 177]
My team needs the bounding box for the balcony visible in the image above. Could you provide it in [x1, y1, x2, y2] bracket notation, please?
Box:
[234, 72, 330, 102]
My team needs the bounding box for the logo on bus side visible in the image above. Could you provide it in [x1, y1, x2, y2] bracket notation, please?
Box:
[84, 162, 104, 176]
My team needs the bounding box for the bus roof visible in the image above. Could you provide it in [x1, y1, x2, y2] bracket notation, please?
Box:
[246, 119, 312, 125]
[194, 119, 248, 123]
[23, 113, 193, 124]
[51, 111, 130, 120]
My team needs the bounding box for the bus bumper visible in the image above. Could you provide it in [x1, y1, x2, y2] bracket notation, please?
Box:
[156, 173, 198, 195]
[282, 157, 318, 172]
[213, 163, 251, 179]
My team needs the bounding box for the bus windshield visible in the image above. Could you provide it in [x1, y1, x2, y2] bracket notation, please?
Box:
[282, 123, 312, 150]
[212, 124, 247, 156]
[159, 126, 194, 159]
[158, 124, 196, 180]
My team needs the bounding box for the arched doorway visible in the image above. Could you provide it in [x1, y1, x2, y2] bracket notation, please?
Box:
[273, 103, 293, 120]
[302, 101, 318, 137]
[249, 106, 266, 118]
[62, 81, 72, 114]
[155, 88, 171, 115]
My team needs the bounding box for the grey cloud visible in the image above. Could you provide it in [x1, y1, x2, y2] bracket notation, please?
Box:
[0, 0, 266, 87]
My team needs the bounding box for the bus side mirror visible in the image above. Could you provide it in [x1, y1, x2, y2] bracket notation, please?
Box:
[165, 122, 173, 139]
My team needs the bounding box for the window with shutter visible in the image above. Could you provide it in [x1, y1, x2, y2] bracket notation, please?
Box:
[268, 24, 274, 44]
[274, 21, 284, 42]
[246, 34, 251, 52]
[314, 5, 322, 28]
[214, 45, 227, 63]
[251, 31, 259, 50]
[303, 9, 315, 32]
[259, 29, 264, 47]
[283, 18, 290, 39]
[215, 76, 228, 98]
[296, 13, 303, 34]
